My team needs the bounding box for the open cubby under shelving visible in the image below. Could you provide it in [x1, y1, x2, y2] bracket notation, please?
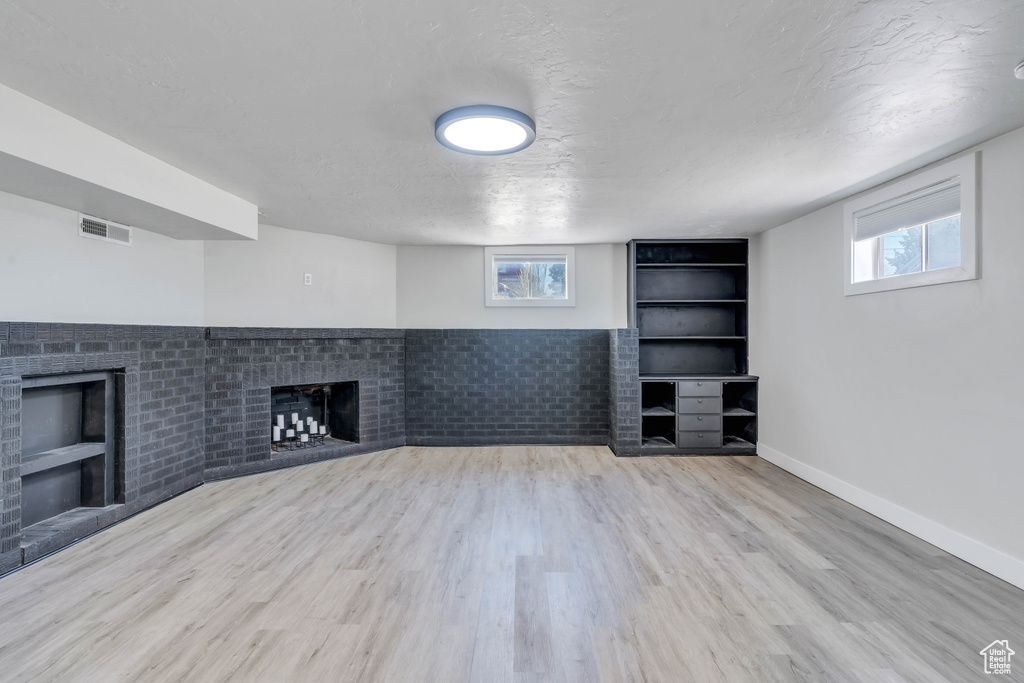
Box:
[723, 380, 757, 414]
[722, 379, 757, 449]
[641, 381, 676, 417]
[722, 435, 757, 450]
[641, 413, 676, 448]
[723, 407, 756, 417]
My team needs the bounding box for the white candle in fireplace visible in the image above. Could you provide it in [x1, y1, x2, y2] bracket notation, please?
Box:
[310, 421, 317, 433]
[273, 426, 281, 441]
[286, 429, 295, 438]
[296, 421, 304, 431]
[276, 415, 285, 429]
[320, 425, 327, 435]
[306, 416, 313, 425]
[300, 433, 309, 442]
[291, 412, 299, 424]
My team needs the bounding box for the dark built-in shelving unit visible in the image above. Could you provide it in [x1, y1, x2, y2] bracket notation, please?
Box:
[628, 239, 758, 455]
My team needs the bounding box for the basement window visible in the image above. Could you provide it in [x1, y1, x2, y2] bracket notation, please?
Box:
[484, 246, 576, 307]
[844, 154, 978, 296]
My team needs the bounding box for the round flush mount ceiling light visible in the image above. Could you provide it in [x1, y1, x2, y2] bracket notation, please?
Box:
[434, 105, 536, 155]
[1016, 59, 1024, 80]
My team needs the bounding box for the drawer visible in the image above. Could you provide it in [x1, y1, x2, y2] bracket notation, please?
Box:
[676, 430, 722, 448]
[676, 397, 722, 414]
[677, 413, 722, 431]
[677, 381, 721, 397]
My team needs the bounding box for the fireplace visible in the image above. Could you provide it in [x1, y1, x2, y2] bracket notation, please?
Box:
[20, 372, 121, 527]
[270, 382, 359, 450]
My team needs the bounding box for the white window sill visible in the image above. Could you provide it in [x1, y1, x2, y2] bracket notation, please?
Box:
[486, 297, 575, 307]
[845, 264, 977, 296]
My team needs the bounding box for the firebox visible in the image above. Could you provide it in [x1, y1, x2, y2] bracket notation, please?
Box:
[270, 382, 358, 449]
[20, 371, 121, 527]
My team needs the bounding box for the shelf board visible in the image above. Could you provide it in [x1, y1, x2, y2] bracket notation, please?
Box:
[722, 436, 756, 450]
[641, 436, 676, 448]
[636, 263, 747, 268]
[641, 407, 675, 417]
[21, 442, 106, 477]
[639, 336, 746, 341]
[636, 299, 746, 305]
[640, 374, 759, 381]
[723, 408, 756, 417]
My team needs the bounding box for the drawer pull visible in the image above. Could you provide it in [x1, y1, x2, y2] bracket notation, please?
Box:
[697, 416, 703, 421]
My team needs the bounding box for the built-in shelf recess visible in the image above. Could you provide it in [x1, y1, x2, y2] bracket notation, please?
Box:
[629, 239, 758, 455]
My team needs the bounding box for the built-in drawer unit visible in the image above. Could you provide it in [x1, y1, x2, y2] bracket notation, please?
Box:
[676, 380, 721, 397]
[639, 375, 758, 455]
[676, 430, 722, 448]
[675, 379, 724, 449]
[676, 413, 722, 431]
[676, 396, 722, 414]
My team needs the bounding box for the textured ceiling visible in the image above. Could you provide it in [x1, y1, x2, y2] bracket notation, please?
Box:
[1, 0, 1023, 245]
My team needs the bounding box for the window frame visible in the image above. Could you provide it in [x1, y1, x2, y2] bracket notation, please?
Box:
[843, 153, 978, 296]
[484, 245, 576, 307]
[869, 215, 960, 279]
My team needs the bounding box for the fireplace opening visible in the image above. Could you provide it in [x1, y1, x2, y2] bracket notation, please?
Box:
[270, 382, 359, 450]
[20, 371, 121, 527]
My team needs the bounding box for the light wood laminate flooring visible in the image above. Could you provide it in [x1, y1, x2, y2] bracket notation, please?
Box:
[0, 446, 1021, 682]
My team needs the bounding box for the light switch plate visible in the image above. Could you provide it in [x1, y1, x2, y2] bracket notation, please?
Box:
[303, 273, 312, 286]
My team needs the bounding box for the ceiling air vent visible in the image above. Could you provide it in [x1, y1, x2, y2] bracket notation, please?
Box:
[79, 214, 133, 246]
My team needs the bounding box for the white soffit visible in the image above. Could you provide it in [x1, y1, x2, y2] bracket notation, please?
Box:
[0, 1, 1023, 244]
[0, 84, 257, 241]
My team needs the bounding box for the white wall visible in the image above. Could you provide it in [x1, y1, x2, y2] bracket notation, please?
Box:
[0, 83, 257, 240]
[2, 198, 621, 331]
[204, 224, 397, 328]
[750, 126, 1024, 588]
[0, 190, 204, 325]
[396, 244, 627, 329]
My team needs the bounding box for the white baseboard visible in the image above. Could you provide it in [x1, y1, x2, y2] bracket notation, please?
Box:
[758, 443, 1024, 591]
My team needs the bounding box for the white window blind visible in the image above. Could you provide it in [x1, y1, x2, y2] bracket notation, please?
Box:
[853, 177, 961, 241]
[493, 254, 566, 265]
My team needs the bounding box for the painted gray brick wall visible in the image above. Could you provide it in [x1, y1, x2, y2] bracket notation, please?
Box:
[135, 333, 206, 507]
[203, 328, 406, 479]
[0, 323, 205, 568]
[1, 323, 638, 573]
[1, 371, 20, 573]
[405, 329, 609, 446]
[609, 328, 641, 456]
